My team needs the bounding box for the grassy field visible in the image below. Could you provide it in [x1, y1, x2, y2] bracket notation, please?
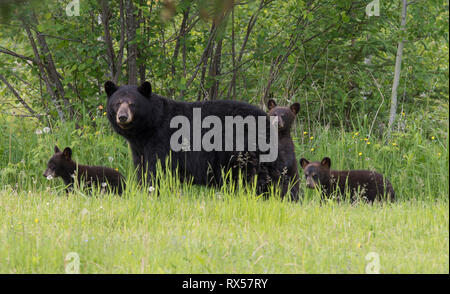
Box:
[0, 189, 448, 274]
[0, 108, 448, 273]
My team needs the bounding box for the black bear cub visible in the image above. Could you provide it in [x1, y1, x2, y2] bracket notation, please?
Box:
[299, 157, 395, 202]
[43, 146, 125, 195]
[267, 99, 300, 201]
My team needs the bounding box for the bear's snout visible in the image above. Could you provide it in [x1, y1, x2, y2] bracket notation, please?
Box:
[116, 103, 133, 127]
[43, 168, 55, 179]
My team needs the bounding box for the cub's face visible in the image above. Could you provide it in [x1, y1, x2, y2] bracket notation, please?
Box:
[267, 99, 299, 131]
[299, 157, 331, 189]
[104, 81, 152, 131]
[43, 146, 73, 179]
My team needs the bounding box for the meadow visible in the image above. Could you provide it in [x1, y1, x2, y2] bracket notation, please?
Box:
[0, 106, 448, 274]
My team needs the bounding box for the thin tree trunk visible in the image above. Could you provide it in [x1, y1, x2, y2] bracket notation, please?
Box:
[0, 74, 39, 118]
[22, 19, 65, 122]
[31, 13, 73, 118]
[388, 0, 408, 132]
[126, 0, 138, 85]
[169, 4, 190, 97]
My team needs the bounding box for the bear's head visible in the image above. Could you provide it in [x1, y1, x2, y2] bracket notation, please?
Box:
[267, 99, 300, 132]
[299, 157, 331, 189]
[104, 81, 153, 132]
[43, 146, 74, 179]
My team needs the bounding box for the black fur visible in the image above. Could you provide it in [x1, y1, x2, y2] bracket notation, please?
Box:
[267, 99, 300, 201]
[300, 157, 395, 202]
[104, 81, 281, 195]
[43, 146, 125, 195]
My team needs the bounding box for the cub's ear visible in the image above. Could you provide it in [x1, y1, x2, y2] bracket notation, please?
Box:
[138, 81, 152, 98]
[104, 81, 118, 98]
[267, 99, 277, 111]
[321, 157, 331, 169]
[299, 158, 309, 169]
[62, 147, 72, 160]
[54, 145, 61, 153]
[290, 103, 300, 115]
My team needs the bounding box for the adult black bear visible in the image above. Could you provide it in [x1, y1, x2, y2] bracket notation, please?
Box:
[43, 146, 125, 194]
[104, 81, 280, 194]
[267, 99, 300, 201]
[299, 157, 395, 202]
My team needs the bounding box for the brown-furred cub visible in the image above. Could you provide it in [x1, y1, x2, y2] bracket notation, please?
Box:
[299, 157, 395, 202]
[43, 146, 125, 195]
[267, 99, 300, 201]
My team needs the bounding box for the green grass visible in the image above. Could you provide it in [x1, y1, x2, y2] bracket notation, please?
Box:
[0, 108, 448, 273]
[0, 190, 447, 273]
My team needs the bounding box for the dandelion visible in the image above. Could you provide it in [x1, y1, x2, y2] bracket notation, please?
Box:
[103, 112, 107, 116]
[437, 153, 441, 157]
[402, 112, 405, 116]
[354, 132, 359, 136]
[43, 127, 51, 133]
[303, 131, 308, 135]
[310, 136, 314, 140]
[115, 168, 119, 171]
[366, 141, 371, 145]
[92, 117, 96, 121]
[149, 186, 155, 193]
[35, 129, 43, 135]
[101, 182, 107, 188]
[358, 152, 362, 156]
[46, 175, 53, 180]
[34, 218, 39, 224]
[431, 136, 435, 140]
[357, 243, 361, 249]
[108, 156, 114, 163]
[364, 138, 368, 141]
[310, 148, 315, 152]
[392, 142, 397, 146]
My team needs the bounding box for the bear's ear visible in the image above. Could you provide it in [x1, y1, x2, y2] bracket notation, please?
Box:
[299, 158, 309, 169]
[321, 157, 331, 169]
[290, 103, 300, 115]
[267, 99, 277, 110]
[138, 81, 152, 98]
[62, 147, 72, 160]
[104, 81, 118, 98]
[54, 145, 61, 153]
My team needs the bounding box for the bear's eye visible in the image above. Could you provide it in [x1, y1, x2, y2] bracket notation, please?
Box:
[313, 174, 318, 180]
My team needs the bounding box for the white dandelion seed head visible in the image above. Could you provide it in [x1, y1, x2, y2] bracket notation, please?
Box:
[43, 127, 50, 133]
[35, 129, 43, 135]
[149, 186, 155, 193]
[101, 182, 107, 187]
[108, 156, 114, 162]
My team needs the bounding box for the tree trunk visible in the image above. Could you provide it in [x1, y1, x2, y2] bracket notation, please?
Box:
[126, 0, 138, 85]
[388, 0, 408, 132]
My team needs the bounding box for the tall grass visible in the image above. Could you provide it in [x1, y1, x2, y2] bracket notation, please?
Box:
[1, 106, 447, 200]
[0, 106, 447, 273]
